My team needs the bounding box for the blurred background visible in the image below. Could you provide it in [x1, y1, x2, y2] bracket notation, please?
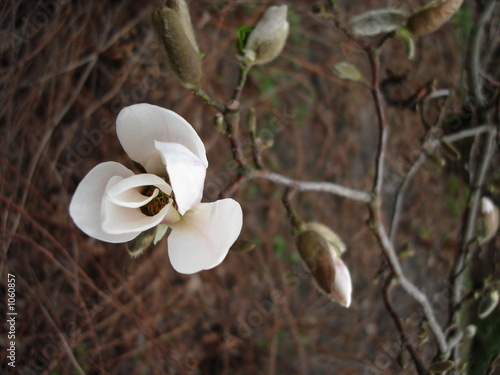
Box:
[1, 0, 498, 374]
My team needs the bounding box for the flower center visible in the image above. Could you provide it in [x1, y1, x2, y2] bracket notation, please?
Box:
[140, 185, 170, 216]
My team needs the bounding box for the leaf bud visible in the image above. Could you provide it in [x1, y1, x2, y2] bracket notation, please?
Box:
[348, 9, 408, 37]
[407, 0, 464, 37]
[152, 0, 203, 90]
[242, 5, 289, 66]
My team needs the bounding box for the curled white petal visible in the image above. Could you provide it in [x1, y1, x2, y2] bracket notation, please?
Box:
[116, 104, 208, 176]
[106, 174, 171, 208]
[155, 141, 207, 215]
[102, 180, 179, 235]
[167, 199, 243, 274]
[69, 162, 140, 243]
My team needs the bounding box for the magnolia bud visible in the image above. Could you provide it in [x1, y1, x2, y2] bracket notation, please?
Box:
[304, 222, 346, 255]
[243, 5, 289, 66]
[152, 0, 203, 89]
[477, 197, 499, 245]
[407, 0, 464, 37]
[127, 227, 157, 258]
[296, 229, 352, 307]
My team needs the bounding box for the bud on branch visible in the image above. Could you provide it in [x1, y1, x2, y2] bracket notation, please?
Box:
[242, 5, 290, 66]
[152, 0, 203, 89]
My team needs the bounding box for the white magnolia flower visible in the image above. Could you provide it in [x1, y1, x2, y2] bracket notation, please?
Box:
[69, 103, 243, 274]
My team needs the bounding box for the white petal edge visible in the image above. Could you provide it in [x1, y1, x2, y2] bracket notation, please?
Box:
[116, 104, 208, 176]
[106, 173, 171, 208]
[167, 199, 243, 274]
[69, 162, 139, 243]
[331, 257, 352, 308]
[155, 141, 207, 215]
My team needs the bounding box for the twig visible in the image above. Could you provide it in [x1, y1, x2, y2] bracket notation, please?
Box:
[389, 124, 496, 243]
[382, 278, 428, 375]
[253, 170, 371, 203]
[466, 0, 496, 107]
[389, 153, 427, 244]
[369, 48, 388, 195]
[232, 63, 251, 102]
[193, 88, 225, 112]
[449, 127, 496, 313]
[366, 44, 449, 359]
[371, 218, 449, 356]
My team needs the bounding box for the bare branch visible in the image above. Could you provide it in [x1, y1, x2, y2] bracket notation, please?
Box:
[253, 170, 372, 203]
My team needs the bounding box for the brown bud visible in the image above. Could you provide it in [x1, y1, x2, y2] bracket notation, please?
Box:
[296, 230, 352, 307]
[152, 0, 202, 89]
[127, 226, 157, 258]
[304, 222, 346, 255]
[407, 0, 464, 37]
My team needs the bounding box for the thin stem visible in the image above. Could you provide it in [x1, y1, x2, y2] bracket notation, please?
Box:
[466, 0, 496, 107]
[369, 48, 388, 195]
[366, 43, 449, 359]
[450, 127, 496, 308]
[193, 88, 225, 112]
[382, 278, 428, 375]
[254, 170, 371, 203]
[389, 124, 496, 244]
[371, 215, 449, 356]
[232, 63, 251, 102]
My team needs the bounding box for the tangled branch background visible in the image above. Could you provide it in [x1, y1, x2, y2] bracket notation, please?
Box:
[1, 0, 499, 374]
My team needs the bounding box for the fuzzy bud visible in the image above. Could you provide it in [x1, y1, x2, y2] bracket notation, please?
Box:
[477, 197, 499, 245]
[407, 0, 464, 37]
[152, 0, 203, 89]
[296, 228, 352, 307]
[243, 5, 289, 66]
[304, 222, 346, 255]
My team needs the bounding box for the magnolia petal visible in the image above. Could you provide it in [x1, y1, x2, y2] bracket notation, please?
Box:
[167, 199, 243, 274]
[116, 104, 208, 176]
[106, 173, 171, 208]
[331, 257, 352, 307]
[102, 193, 178, 235]
[69, 162, 139, 243]
[154, 141, 207, 215]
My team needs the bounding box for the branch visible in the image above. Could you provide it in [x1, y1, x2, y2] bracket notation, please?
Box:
[253, 170, 372, 203]
[382, 278, 428, 375]
[369, 48, 389, 195]
[450, 126, 496, 309]
[390, 124, 496, 243]
[232, 63, 251, 102]
[367, 44, 449, 360]
[371, 216, 449, 356]
[466, 0, 496, 107]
